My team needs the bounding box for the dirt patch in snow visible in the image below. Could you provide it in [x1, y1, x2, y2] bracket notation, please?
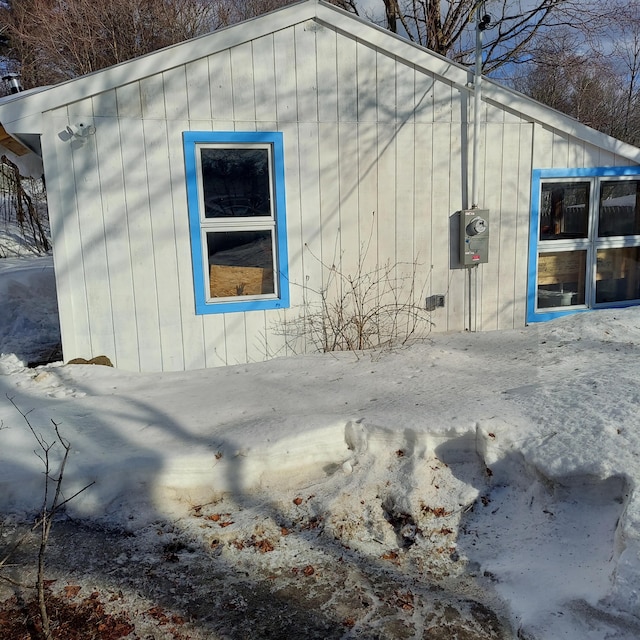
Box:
[0, 509, 510, 639]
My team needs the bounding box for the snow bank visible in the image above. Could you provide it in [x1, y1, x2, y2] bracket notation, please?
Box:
[2, 255, 640, 638]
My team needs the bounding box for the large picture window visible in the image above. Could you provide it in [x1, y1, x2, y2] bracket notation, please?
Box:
[528, 168, 640, 322]
[184, 132, 289, 315]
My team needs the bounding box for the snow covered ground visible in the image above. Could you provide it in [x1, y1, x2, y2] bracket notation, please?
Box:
[2, 245, 640, 637]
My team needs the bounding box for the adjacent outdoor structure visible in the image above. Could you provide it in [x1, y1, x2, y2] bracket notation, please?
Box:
[0, 0, 639, 371]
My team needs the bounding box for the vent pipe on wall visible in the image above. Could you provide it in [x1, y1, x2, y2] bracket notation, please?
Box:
[2, 73, 23, 94]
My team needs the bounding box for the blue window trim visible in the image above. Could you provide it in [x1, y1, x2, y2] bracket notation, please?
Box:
[183, 131, 290, 315]
[528, 166, 640, 323]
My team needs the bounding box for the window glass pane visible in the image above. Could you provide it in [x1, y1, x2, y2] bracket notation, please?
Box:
[596, 247, 640, 303]
[599, 180, 640, 237]
[537, 250, 586, 308]
[540, 182, 590, 240]
[201, 148, 271, 218]
[207, 230, 275, 298]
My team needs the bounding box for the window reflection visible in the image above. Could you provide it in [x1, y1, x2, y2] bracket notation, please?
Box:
[201, 148, 271, 218]
[599, 180, 640, 237]
[540, 182, 590, 240]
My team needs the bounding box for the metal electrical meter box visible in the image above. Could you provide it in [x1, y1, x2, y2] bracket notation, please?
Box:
[460, 209, 490, 265]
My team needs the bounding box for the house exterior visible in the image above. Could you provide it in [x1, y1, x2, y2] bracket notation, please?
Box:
[0, 0, 639, 372]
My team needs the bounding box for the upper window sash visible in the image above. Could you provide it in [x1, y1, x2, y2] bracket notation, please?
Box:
[539, 180, 591, 241]
[196, 144, 275, 223]
[598, 178, 640, 238]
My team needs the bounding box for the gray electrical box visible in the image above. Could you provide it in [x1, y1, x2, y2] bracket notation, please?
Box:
[460, 209, 490, 265]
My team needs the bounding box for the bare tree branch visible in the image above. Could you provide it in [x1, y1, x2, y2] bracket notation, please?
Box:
[4, 395, 95, 639]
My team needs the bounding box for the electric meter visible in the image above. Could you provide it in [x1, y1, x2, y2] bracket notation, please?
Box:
[460, 209, 490, 265]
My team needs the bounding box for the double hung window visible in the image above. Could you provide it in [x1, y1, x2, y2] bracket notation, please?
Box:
[184, 132, 289, 315]
[529, 168, 640, 322]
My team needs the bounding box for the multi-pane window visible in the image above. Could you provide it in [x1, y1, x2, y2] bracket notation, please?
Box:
[529, 169, 640, 321]
[184, 132, 289, 315]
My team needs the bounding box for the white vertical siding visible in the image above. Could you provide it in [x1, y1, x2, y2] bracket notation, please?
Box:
[497, 124, 522, 330]
[357, 42, 377, 123]
[279, 122, 304, 351]
[479, 122, 504, 330]
[377, 51, 396, 123]
[295, 23, 319, 124]
[115, 83, 142, 118]
[46, 17, 639, 371]
[513, 123, 534, 326]
[297, 121, 323, 323]
[186, 59, 212, 121]
[203, 312, 228, 368]
[318, 122, 341, 280]
[477, 116, 571, 331]
[209, 52, 234, 121]
[395, 119, 420, 332]
[357, 123, 378, 276]
[336, 36, 357, 122]
[530, 123, 633, 171]
[163, 68, 189, 120]
[433, 82, 453, 123]
[253, 36, 278, 122]
[91, 97, 140, 368]
[447, 109, 466, 331]
[414, 123, 433, 303]
[377, 122, 396, 268]
[395, 121, 415, 268]
[67, 98, 118, 360]
[430, 122, 454, 328]
[43, 113, 92, 359]
[274, 29, 297, 123]
[142, 118, 185, 371]
[140, 76, 165, 119]
[414, 72, 435, 124]
[230, 42, 256, 123]
[396, 57, 416, 125]
[116, 116, 162, 371]
[316, 26, 338, 124]
[167, 118, 206, 371]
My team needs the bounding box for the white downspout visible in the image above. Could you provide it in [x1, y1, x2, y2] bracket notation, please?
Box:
[471, 3, 485, 210]
[468, 4, 488, 331]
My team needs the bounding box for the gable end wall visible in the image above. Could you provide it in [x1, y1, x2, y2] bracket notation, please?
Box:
[41, 19, 637, 371]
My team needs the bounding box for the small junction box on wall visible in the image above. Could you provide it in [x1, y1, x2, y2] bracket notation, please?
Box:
[460, 209, 490, 265]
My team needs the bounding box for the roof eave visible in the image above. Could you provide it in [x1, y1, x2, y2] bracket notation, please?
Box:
[0, 0, 637, 165]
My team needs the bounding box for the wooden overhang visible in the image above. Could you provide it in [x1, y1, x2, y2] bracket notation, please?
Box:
[0, 123, 29, 155]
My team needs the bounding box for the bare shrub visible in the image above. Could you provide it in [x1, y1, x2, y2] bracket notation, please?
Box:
[278, 224, 433, 356]
[1, 397, 94, 639]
